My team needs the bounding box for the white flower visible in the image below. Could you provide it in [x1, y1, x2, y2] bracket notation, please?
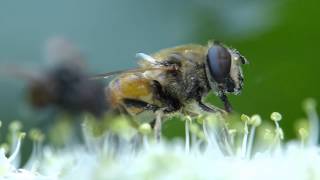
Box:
[0, 124, 52, 180]
[2, 99, 320, 180]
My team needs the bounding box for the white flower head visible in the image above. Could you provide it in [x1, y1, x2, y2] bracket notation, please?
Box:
[2, 99, 320, 180]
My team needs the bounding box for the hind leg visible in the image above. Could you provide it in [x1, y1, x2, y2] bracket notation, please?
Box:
[122, 99, 163, 141]
[219, 93, 232, 113]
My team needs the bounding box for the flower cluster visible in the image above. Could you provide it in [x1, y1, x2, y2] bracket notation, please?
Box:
[0, 99, 319, 180]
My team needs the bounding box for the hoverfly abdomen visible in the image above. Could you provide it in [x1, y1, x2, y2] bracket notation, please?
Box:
[107, 73, 162, 117]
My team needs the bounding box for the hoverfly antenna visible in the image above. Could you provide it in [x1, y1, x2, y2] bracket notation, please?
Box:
[136, 53, 158, 64]
[232, 49, 249, 65]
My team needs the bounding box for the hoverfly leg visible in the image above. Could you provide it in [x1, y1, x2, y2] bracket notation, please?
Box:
[198, 101, 217, 112]
[194, 92, 222, 113]
[122, 98, 159, 112]
[122, 99, 163, 142]
[197, 98, 226, 114]
[219, 93, 232, 113]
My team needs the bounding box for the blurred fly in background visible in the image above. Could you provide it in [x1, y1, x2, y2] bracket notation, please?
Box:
[1, 37, 107, 118]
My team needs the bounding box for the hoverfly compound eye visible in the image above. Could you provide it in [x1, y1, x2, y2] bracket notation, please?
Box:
[207, 44, 231, 83]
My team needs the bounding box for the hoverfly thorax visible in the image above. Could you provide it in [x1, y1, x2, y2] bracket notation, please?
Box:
[205, 42, 247, 95]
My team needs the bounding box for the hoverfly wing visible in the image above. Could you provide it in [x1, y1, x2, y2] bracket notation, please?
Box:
[90, 69, 138, 80]
[90, 66, 177, 80]
[0, 64, 42, 81]
[45, 37, 85, 68]
[0, 37, 85, 81]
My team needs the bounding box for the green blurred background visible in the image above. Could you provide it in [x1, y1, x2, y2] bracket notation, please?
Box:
[0, 0, 318, 140]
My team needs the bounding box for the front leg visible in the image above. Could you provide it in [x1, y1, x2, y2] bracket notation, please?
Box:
[196, 95, 226, 114]
[151, 80, 182, 141]
[219, 93, 232, 113]
[198, 100, 218, 113]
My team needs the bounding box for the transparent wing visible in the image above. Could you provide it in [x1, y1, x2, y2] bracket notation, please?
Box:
[0, 64, 42, 81]
[90, 66, 176, 80]
[0, 37, 85, 81]
[44, 36, 85, 68]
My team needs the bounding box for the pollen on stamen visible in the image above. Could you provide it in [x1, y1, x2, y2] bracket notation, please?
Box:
[240, 114, 250, 158]
[298, 128, 308, 147]
[270, 112, 282, 122]
[8, 132, 26, 163]
[246, 114, 262, 158]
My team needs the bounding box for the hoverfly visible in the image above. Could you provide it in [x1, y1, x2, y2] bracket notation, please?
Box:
[92, 41, 248, 140]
